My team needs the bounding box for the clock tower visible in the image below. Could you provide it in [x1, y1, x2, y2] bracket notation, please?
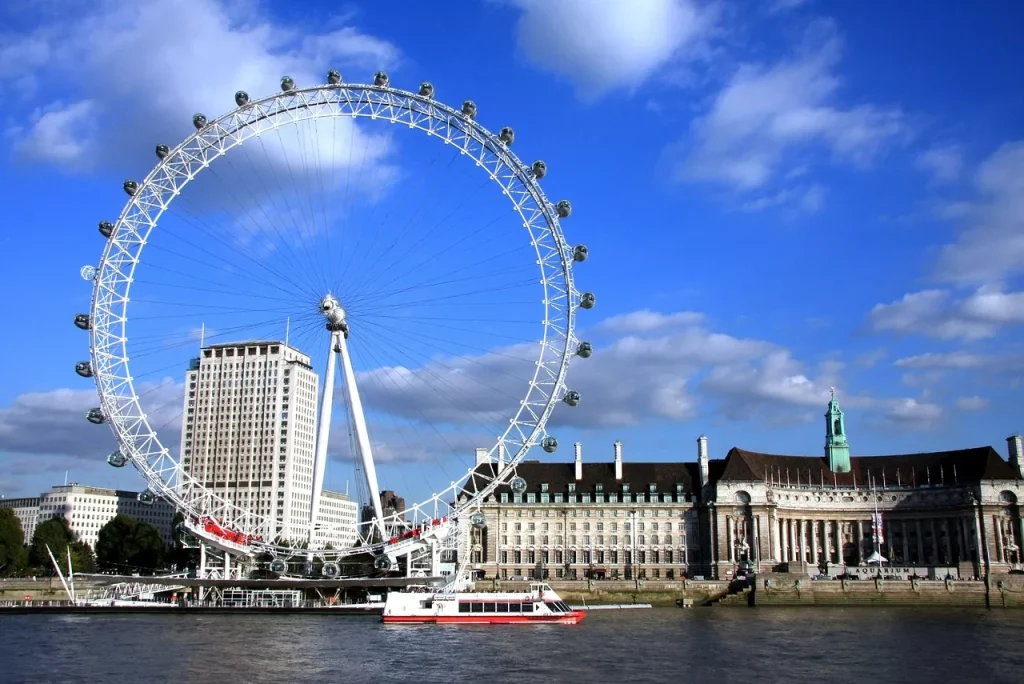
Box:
[825, 387, 851, 473]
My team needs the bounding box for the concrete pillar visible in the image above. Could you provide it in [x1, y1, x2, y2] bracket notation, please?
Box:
[811, 520, 819, 566]
[753, 516, 761, 566]
[915, 520, 924, 565]
[856, 520, 865, 562]
[901, 520, 910, 564]
[772, 513, 781, 562]
[799, 520, 806, 563]
[833, 521, 841, 564]
[782, 518, 790, 561]
[995, 516, 1003, 565]
[726, 516, 733, 563]
[927, 519, 937, 564]
[1018, 515, 1024, 565]
[941, 519, 951, 565]
[958, 517, 968, 562]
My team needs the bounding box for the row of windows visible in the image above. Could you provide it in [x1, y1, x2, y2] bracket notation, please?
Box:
[501, 534, 685, 546]
[500, 549, 684, 564]
[502, 492, 691, 504]
[504, 521, 686, 532]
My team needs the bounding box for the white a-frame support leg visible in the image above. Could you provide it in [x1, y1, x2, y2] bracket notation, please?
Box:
[311, 297, 387, 549]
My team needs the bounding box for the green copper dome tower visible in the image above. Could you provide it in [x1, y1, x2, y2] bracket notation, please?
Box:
[825, 387, 851, 473]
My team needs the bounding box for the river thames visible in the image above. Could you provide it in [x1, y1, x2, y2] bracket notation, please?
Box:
[2, 608, 1023, 683]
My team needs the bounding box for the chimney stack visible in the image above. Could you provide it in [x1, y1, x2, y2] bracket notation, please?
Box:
[614, 441, 623, 480]
[1009, 434, 1024, 479]
[574, 442, 583, 481]
[475, 447, 489, 467]
[697, 435, 709, 488]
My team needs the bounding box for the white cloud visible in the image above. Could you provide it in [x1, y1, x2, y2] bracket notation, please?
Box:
[678, 21, 904, 204]
[343, 309, 879, 429]
[739, 184, 825, 213]
[0, 380, 183, 459]
[884, 398, 943, 428]
[506, 0, 711, 99]
[935, 141, 1024, 283]
[10, 0, 400, 173]
[593, 309, 704, 333]
[868, 288, 1024, 340]
[894, 351, 987, 369]
[956, 396, 989, 411]
[915, 144, 962, 184]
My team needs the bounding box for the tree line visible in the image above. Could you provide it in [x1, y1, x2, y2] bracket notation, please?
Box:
[0, 508, 195, 577]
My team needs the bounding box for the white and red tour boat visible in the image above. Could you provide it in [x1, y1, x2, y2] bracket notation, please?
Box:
[382, 582, 584, 625]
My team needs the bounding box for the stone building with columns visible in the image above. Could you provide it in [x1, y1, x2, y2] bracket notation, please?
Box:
[700, 390, 1023, 579]
[464, 391, 1024, 581]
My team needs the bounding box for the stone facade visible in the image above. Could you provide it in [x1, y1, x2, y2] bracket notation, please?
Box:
[465, 396, 1024, 581]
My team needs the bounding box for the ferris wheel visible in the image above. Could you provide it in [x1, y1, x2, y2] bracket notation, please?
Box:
[74, 70, 594, 574]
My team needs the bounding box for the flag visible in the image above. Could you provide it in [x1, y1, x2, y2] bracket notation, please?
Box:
[871, 512, 885, 545]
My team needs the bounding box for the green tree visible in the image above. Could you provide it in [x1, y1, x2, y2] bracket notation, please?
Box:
[70, 540, 97, 573]
[29, 516, 83, 575]
[0, 507, 28, 577]
[95, 514, 165, 574]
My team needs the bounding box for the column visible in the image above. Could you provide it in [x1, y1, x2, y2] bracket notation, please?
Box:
[901, 520, 910, 565]
[929, 519, 939, 565]
[994, 516, 1004, 563]
[799, 520, 806, 563]
[787, 520, 794, 561]
[954, 518, 962, 561]
[753, 516, 761, 566]
[810, 520, 819, 566]
[856, 520, 865, 563]
[915, 520, 924, 565]
[941, 519, 951, 565]
[726, 516, 734, 563]
[834, 521, 842, 564]
[1018, 514, 1024, 564]
[772, 513, 781, 562]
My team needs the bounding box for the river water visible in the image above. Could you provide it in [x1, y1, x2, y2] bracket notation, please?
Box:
[2, 608, 1022, 683]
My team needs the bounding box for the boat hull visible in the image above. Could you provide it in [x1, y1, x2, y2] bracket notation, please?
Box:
[383, 611, 584, 625]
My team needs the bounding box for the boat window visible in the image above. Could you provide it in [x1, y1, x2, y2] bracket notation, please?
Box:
[523, 602, 534, 613]
[471, 602, 484, 613]
[545, 601, 562, 613]
[459, 602, 471, 613]
[496, 602, 508, 613]
[485, 603, 497, 613]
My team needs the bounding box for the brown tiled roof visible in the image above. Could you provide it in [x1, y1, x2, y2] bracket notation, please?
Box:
[466, 460, 702, 499]
[719, 446, 1020, 485]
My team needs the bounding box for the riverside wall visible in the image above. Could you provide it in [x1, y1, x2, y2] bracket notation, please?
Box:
[491, 576, 1024, 608]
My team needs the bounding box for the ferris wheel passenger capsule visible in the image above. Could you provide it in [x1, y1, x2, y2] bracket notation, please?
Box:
[98, 221, 114, 238]
[321, 562, 340, 577]
[234, 91, 249, 106]
[75, 361, 93, 378]
[327, 70, 342, 85]
[280, 76, 295, 92]
[86, 408, 106, 424]
[563, 390, 580, 407]
[499, 127, 515, 146]
[374, 555, 391, 571]
[556, 200, 572, 218]
[541, 436, 558, 453]
[418, 81, 434, 98]
[155, 144, 169, 159]
[269, 558, 287, 574]
[123, 180, 138, 196]
[374, 71, 389, 87]
[576, 341, 593, 358]
[580, 292, 596, 309]
[531, 160, 547, 179]
[73, 313, 91, 330]
[192, 113, 207, 130]
[509, 476, 528, 494]
[137, 490, 157, 505]
[107, 450, 128, 468]
[470, 512, 487, 529]
[573, 244, 588, 262]
[461, 100, 477, 120]
[80, 265, 97, 281]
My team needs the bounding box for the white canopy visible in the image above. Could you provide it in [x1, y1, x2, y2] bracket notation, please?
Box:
[865, 551, 888, 565]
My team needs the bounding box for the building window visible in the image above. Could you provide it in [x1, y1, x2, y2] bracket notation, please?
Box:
[595, 483, 604, 493]
[527, 493, 536, 503]
[540, 493, 549, 503]
[568, 483, 576, 493]
[581, 494, 591, 503]
[540, 483, 549, 493]
[622, 483, 630, 493]
[500, 493, 509, 503]
[554, 494, 563, 504]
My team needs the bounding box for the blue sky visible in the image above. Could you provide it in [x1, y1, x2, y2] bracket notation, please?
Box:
[1, 0, 1022, 507]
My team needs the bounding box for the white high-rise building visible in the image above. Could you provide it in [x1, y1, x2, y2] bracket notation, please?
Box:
[179, 340, 358, 548]
[180, 341, 320, 544]
[0, 484, 175, 549]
